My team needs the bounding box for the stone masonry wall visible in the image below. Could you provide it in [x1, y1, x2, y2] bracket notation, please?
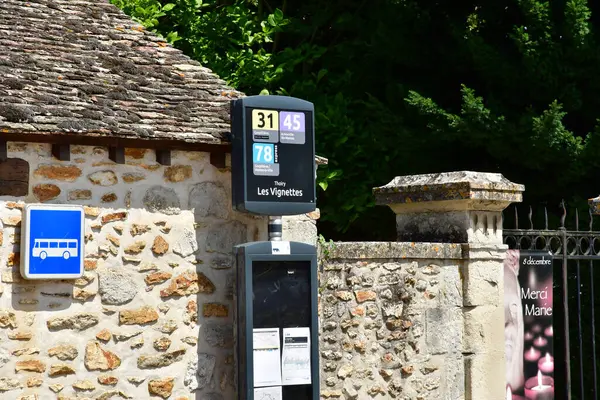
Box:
[319, 242, 466, 400]
[0, 142, 270, 400]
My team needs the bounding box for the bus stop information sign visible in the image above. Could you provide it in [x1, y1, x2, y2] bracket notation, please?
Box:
[231, 95, 316, 215]
[21, 204, 85, 280]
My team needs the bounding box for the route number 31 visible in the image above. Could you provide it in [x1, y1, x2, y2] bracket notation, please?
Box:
[252, 109, 278, 131]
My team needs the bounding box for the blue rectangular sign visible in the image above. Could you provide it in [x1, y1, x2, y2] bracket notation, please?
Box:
[21, 204, 85, 279]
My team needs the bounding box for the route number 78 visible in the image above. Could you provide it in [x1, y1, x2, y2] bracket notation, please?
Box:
[253, 144, 275, 164]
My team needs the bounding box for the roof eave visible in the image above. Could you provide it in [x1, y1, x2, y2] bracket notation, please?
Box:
[0, 129, 328, 164]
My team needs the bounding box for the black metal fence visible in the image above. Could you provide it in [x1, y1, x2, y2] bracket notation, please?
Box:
[503, 202, 600, 400]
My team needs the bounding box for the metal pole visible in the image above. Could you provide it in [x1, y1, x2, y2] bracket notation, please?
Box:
[268, 216, 282, 242]
[561, 227, 572, 400]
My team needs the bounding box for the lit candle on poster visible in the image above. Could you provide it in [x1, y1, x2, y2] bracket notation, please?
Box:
[544, 325, 553, 338]
[531, 324, 542, 334]
[524, 370, 554, 399]
[524, 347, 541, 362]
[533, 336, 547, 348]
[524, 331, 534, 341]
[507, 385, 527, 400]
[537, 353, 554, 374]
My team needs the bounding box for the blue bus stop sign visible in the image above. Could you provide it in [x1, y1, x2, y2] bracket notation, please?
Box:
[21, 204, 85, 279]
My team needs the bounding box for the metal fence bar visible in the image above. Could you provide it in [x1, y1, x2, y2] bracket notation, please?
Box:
[562, 227, 572, 400]
[575, 206, 584, 400]
[591, 259, 599, 397]
[589, 208, 599, 398]
[576, 258, 585, 399]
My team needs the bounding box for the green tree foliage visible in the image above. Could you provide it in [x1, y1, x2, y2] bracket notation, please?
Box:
[112, 0, 600, 241]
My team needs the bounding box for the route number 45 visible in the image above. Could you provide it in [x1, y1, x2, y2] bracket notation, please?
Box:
[253, 143, 275, 164]
[282, 113, 302, 131]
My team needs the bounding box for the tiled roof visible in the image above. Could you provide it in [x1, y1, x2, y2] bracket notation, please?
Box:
[0, 0, 241, 147]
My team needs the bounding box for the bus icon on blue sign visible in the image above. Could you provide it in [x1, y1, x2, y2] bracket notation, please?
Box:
[33, 239, 78, 260]
[21, 204, 85, 280]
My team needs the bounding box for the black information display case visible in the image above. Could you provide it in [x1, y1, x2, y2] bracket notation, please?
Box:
[233, 241, 319, 400]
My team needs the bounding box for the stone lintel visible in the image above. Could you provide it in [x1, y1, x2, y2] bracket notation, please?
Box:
[324, 241, 465, 260]
[373, 171, 524, 214]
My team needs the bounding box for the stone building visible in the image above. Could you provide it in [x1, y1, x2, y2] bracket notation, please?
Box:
[0, 1, 321, 399]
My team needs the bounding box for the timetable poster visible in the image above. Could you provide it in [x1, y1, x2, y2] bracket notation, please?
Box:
[253, 328, 282, 388]
[504, 250, 554, 399]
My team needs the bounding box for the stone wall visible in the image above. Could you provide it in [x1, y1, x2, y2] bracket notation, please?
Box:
[319, 242, 465, 400]
[319, 171, 524, 400]
[0, 142, 272, 399]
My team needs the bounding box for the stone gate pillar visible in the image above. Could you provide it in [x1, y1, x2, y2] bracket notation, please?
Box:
[374, 171, 524, 400]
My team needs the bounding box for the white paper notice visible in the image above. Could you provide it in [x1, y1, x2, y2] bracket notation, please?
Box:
[254, 386, 283, 400]
[253, 328, 282, 387]
[281, 327, 312, 385]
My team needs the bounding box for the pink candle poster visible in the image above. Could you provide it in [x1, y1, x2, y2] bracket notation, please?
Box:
[504, 250, 554, 400]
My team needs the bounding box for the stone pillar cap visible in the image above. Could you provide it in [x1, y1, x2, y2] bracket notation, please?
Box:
[373, 171, 524, 213]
